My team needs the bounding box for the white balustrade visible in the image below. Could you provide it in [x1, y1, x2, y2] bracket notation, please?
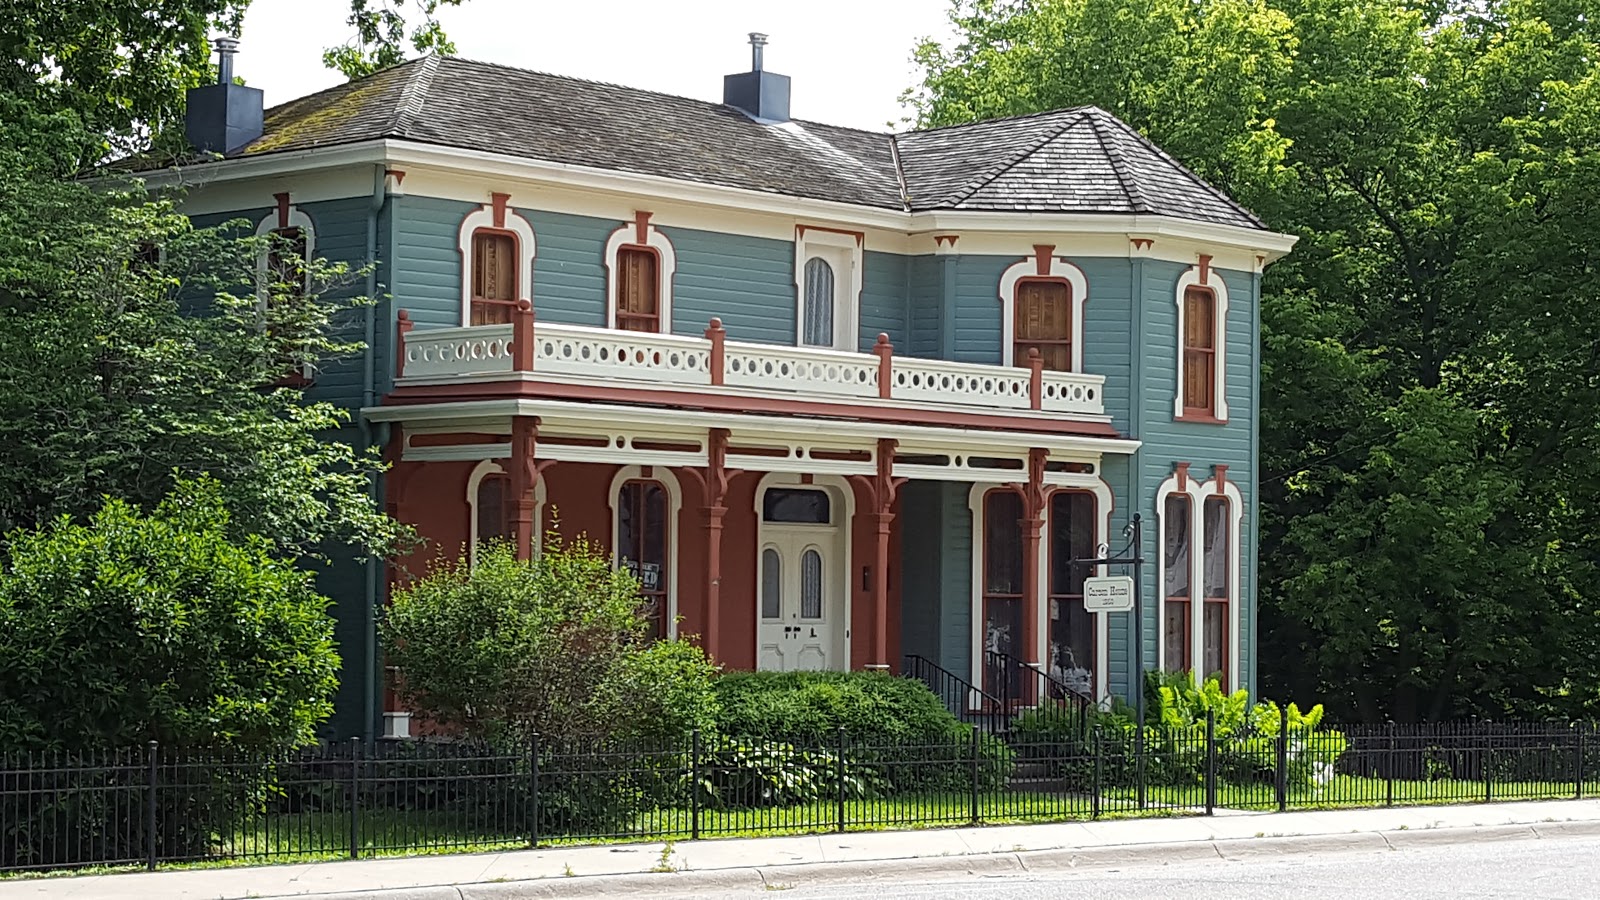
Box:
[534, 324, 710, 386]
[397, 319, 1104, 418]
[723, 343, 880, 400]
[401, 324, 515, 379]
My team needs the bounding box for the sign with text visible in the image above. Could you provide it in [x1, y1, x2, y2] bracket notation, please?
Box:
[1083, 575, 1135, 613]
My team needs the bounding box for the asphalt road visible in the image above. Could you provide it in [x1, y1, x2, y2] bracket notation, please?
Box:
[684, 833, 1600, 899]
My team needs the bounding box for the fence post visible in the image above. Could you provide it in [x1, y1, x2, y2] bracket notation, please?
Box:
[1091, 723, 1103, 820]
[1483, 724, 1493, 804]
[1275, 704, 1289, 813]
[1136, 720, 1147, 810]
[835, 727, 847, 834]
[1204, 708, 1217, 817]
[690, 729, 702, 841]
[529, 732, 540, 849]
[970, 725, 981, 826]
[349, 737, 362, 860]
[1577, 724, 1585, 801]
[145, 740, 159, 871]
[1386, 723, 1396, 808]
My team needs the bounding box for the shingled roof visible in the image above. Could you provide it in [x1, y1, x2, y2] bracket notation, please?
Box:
[215, 55, 1265, 231]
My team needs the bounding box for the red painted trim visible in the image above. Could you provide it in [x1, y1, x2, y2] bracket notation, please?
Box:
[633, 210, 653, 245]
[873, 334, 893, 400]
[1028, 349, 1043, 410]
[512, 300, 534, 371]
[274, 192, 291, 229]
[383, 379, 1128, 439]
[1176, 412, 1228, 425]
[799, 473, 814, 485]
[1032, 245, 1055, 277]
[1174, 461, 1190, 493]
[385, 168, 406, 185]
[705, 318, 726, 386]
[1130, 238, 1154, 251]
[797, 224, 866, 246]
[395, 309, 414, 378]
[490, 192, 511, 230]
[1198, 254, 1212, 285]
[1213, 464, 1228, 491]
[934, 234, 959, 249]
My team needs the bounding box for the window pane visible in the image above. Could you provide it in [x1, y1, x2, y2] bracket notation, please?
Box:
[472, 232, 516, 300]
[1013, 281, 1071, 372]
[617, 247, 659, 332]
[984, 598, 1024, 697]
[1049, 491, 1095, 596]
[762, 488, 830, 524]
[984, 491, 1024, 595]
[1203, 601, 1226, 680]
[1049, 597, 1095, 699]
[1184, 349, 1215, 410]
[1184, 288, 1215, 348]
[1203, 498, 1228, 599]
[801, 549, 823, 619]
[802, 257, 835, 347]
[476, 474, 508, 543]
[761, 548, 781, 620]
[1163, 495, 1190, 598]
[617, 481, 667, 594]
[1165, 601, 1190, 672]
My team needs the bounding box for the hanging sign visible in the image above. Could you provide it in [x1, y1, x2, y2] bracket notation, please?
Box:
[1083, 575, 1135, 613]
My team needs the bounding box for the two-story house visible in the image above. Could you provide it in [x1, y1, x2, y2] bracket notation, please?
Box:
[156, 37, 1295, 739]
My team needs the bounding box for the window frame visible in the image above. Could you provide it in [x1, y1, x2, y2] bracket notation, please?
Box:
[1160, 492, 1193, 675]
[793, 226, 862, 351]
[978, 487, 1026, 701]
[997, 248, 1088, 371]
[1046, 488, 1098, 700]
[1173, 265, 1230, 423]
[604, 217, 677, 332]
[456, 196, 536, 327]
[1012, 277, 1075, 373]
[254, 205, 316, 383]
[465, 459, 545, 567]
[467, 228, 522, 325]
[609, 465, 682, 641]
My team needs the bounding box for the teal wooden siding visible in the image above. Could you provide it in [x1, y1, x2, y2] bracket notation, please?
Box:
[859, 250, 908, 351]
[665, 225, 794, 344]
[908, 255, 942, 358]
[896, 480, 973, 680]
[298, 197, 378, 412]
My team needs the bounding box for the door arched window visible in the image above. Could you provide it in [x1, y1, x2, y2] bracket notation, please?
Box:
[802, 256, 836, 347]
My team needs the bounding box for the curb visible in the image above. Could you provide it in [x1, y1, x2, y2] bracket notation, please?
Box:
[260, 818, 1600, 900]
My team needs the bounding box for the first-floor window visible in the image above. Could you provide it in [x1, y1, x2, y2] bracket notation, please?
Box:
[1163, 494, 1192, 673]
[1202, 496, 1230, 682]
[982, 489, 1024, 700]
[1048, 490, 1096, 699]
[616, 479, 669, 641]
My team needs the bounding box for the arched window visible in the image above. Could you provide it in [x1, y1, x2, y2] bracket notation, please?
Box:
[981, 489, 1024, 698]
[801, 256, 836, 347]
[1162, 494, 1192, 673]
[1182, 286, 1217, 414]
[616, 479, 670, 641]
[476, 472, 511, 545]
[800, 548, 823, 619]
[761, 548, 782, 620]
[1201, 496, 1230, 683]
[615, 247, 661, 332]
[1013, 280, 1072, 372]
[470, 230, 518, 325]
[1047, 490, 1096, 699]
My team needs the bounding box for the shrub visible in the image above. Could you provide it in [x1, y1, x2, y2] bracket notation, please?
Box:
[689, 736, 885, 809]
[711, 671, 1013, 793]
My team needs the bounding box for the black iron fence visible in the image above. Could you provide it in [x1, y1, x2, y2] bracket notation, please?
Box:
[3, 717, 1597, 874]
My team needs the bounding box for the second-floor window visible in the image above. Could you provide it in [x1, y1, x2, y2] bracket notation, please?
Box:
[802, 256, 836, 347]
[470, 231, 518, 325]
[794, 227, 861, 350]
[615, 247, 661, 332]
[1182, 286, 1217, 414]
[1013, 280, 1072, 372]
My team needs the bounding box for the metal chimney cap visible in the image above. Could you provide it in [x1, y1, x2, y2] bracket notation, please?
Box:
[214, 36, 241, 54]
[748, 32, 769, 46]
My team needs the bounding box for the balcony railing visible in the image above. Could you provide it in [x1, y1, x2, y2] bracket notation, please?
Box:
[394, 304, 1105, 418]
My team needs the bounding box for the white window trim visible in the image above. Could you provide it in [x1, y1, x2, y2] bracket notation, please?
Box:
[254, 206, 315, 296]
[752, 473, 855, 669]
[457, 201, 537, 326]
[1173, 266, 1230, 421]
[608, 465, 684, 640]
[794, 228, 862, 351]
[966, 475, 1112, 703]
[1195, 476, 1244, 692]
[998, 254, 1089, 370]
[466, 459, 545, 566]
[603, 222, 677, 331]
[1154, 471, 1241, 690]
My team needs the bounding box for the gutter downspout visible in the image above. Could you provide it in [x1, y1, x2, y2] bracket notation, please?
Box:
[361, 163, 388, 743]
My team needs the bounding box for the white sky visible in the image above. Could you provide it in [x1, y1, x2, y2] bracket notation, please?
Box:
[232, 0, 957, 131]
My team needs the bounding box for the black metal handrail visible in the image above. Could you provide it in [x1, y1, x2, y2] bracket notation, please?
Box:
[984, 650, 1095, 712]
[901, 654, 1008, 734]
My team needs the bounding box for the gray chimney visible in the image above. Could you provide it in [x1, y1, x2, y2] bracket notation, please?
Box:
[185, 37, 264, 155]
[723, 33, 791, 123]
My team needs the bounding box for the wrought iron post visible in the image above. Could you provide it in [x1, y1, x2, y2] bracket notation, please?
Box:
[1386, 723, 1396, 808]
[1204, 708, 1217, 816]
[145, 740, 158, 871]
[1483, 725, 1494, 803]
[349, 737, 362, 860]
[836, 727, 847, 833]
[969, 725, 981, 826]
[1130, 513, 1144, 728]
[1275, 704, 1289, 812]
[691, 729, 702, 841]
[1577, 723, 1585, 801]
[529, 732, 541, 849]
[1092, 723, 1103, 820]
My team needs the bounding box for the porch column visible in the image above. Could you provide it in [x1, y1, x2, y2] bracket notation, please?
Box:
[1020, 448, 1049, 672]
[695, 428, 734, 658]
[510, 416, 540, 561]
[867, 438, 903, 670]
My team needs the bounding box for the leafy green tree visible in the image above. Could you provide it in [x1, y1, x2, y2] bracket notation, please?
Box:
[382, 537, 720, 745]
[910, 0, 1600, 721]
[0, 480, 340, 752]
[323, 0, 466, 80]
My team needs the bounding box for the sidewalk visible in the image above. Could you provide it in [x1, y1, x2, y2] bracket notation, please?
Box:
[13, 799, 1600, 900]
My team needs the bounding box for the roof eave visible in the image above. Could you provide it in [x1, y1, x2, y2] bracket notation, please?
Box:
[910, 210, 1298, 258]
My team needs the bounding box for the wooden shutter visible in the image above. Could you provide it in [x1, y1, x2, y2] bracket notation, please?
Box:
[1182, 287, 1216, 412]
[1012, 281, 1072, 371]
[616, 247, 660, 332]
[471, 232, 517, 325]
